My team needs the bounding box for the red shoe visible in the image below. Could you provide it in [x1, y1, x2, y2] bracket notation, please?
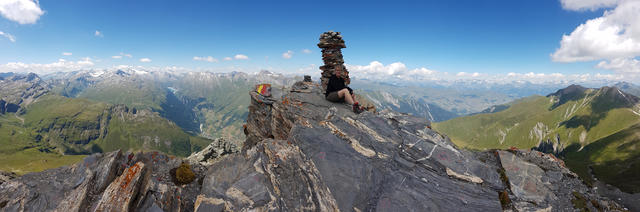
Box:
[352, 102, 363, 114]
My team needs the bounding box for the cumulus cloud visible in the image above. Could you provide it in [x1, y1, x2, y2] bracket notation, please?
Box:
[596, 57, 640, 73]
[94, 30, 103, 37]
[507, 72, 565, 79]
[112, 55, 122, 59]
[552, 0, 640, 74]
[346, 61, 438, 81]
[139, 58, 151, 63]
[234, 54, 249, 60]
[77, 57, 94, 66]
[0, 31, 16, 42]
[62, 52, 72, 56]
[302, 49, 312, 54]
[223, 57, 232, 61]
[193, 56, 218, 62]
[560, 0, 620, 11]
[0, 58, 95, 74]
[282, 50, 293, 59]
[456, 72, 482, 77]
[0, 0, 44, 24]
[345, 61, 626, 84]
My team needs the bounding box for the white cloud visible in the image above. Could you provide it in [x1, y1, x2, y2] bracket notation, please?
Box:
[77, 57, 94, 66]
[497, 71, 623, 84]
[552, 0, 640, 74]
[302, 49, 312, 54]
[560, 0, 620, 11]
[139, 58, 151, 63]
[193, 56, 218, 62]
[0, 0, 44, 24]
[347, 61, 438, 81]
[62, 52, 72, 56]
[234, 54, 249, 60]
[456, 72, 482, 77]
[596, 57, 640, 73]
[94, 30, 103, 37]
[282, 50, 293, 59]
[346, 61, 627, 84]
[0, 58, 95, 74]
[0, 31, 16, 42]
[223, 57, 232, 61]
[112, 52, 132, 59]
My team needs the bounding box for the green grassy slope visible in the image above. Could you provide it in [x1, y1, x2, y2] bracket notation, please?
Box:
[78, 84, 166, 111]
[51, 72, 250, 141]
[565, 123, 640, 193]
[434, 95, 554, 149]
[53, 74, 167, 111]
[171, 74, 251, 140]
[0, 94, 211, 175]
[434, 86, 640, 192]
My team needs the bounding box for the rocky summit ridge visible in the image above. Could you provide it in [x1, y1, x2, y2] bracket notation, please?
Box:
[0, 80, 628, 211]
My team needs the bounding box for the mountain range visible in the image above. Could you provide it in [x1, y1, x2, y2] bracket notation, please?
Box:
[2, 69, 640, 210]
[435, 84, 640, 194]
[0, 69, 303, 174]
[0, 79, 628, 211]
[0, 73, 213, 174]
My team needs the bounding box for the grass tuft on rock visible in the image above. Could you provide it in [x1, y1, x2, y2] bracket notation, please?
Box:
[498, 190, 511, 210]
[173, 162, 195, 185]
[571, 191, 589, 211]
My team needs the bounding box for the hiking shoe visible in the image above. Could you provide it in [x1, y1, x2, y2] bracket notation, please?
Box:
[353, 102, 363, 114]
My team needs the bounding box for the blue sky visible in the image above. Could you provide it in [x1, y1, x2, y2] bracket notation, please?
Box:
[1, 0, 639, 82]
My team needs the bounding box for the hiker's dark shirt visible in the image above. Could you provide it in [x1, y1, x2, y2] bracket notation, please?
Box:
[325, 74, 352, 97]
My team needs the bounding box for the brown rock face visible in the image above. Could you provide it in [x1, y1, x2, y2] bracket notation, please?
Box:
[318, 31, 349, 91]
[94, 162, 146, 211]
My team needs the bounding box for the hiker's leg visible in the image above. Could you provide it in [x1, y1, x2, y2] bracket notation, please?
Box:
[338, 88, 355, 105]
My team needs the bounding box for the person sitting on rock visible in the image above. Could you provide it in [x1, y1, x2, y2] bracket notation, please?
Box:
[325, 68, 363, 114]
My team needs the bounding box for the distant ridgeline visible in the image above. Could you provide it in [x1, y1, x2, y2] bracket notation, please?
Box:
[435, 84, 640, 193]
[0, 71, 301, 174]
[0, 72, 214, 174]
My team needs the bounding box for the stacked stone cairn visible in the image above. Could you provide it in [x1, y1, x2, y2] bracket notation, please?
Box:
[318, 31, 349, 91]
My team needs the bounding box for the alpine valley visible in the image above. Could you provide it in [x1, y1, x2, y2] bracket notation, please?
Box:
[0, 69, 298, 174]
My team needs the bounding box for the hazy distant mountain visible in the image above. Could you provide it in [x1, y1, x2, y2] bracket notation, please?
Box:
[435, 84, 640, 193]
[351, 80, 518, 122]
[46, 69, 300, 141]
[614, 81, 640, 97]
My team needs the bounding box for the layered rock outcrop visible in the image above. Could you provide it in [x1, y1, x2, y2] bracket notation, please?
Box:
[0, 79, 627, 211]
[187, 138, 238, 166]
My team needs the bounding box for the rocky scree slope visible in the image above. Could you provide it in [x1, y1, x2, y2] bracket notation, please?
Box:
[0, 81, 626, 211]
